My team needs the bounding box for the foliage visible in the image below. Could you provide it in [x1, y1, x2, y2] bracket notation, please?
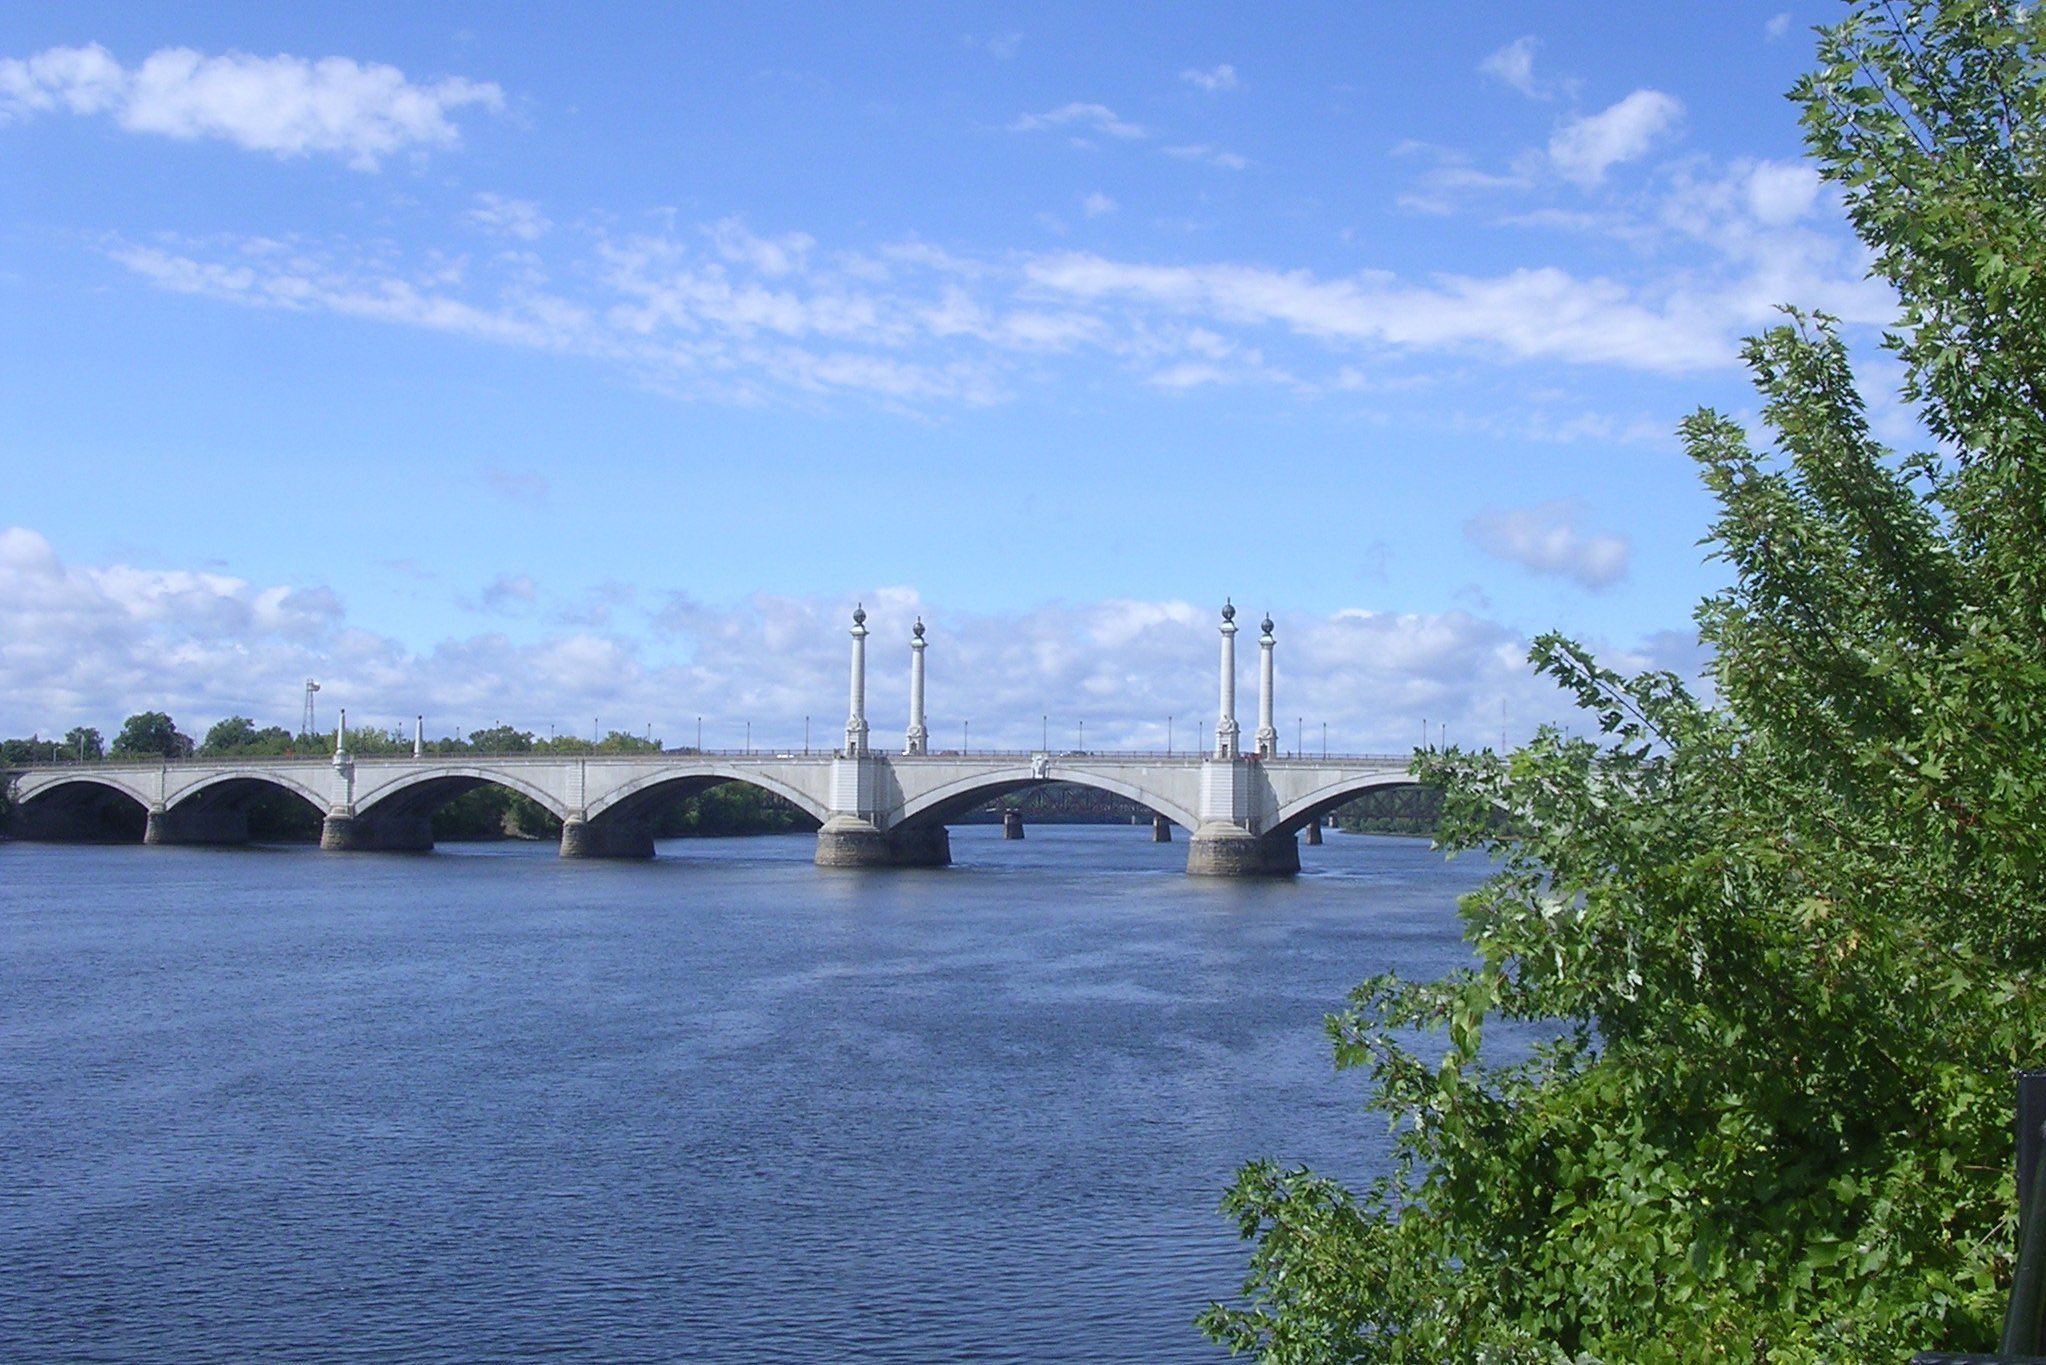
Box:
[64, 727, 102, 760]
[1202, 4, 2046, 1359]
[109, 711, 190, 758]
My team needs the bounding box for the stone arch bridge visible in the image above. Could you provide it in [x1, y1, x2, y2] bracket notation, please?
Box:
[2, 603, 1421, 875]
[2, 750, 1414, 876]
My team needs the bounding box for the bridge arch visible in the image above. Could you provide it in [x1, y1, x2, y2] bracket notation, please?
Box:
[353, 766, 574, 823]
[165, 769, 330, 817]
[583, 765, 831, 828]
[9, 775, 152, 842]
[891, 764, 1200, 833]
[1270, 772, 1434, 837]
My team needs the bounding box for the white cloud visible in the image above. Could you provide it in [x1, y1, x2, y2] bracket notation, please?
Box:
[1744, 160, 1820, 225]
[1548, 89, 1683, 187]
[1023, 252, 1730, 372]
[1464, 501, 1630, 589]
[467, 193, 550, 241]
[479, 573, 537, 610]
[1163, 143, 1248, 170]
[0, 43, 503, 169]
[974, 32, 1023, 60]
[0, 528, 1699, 754]
[1082, 192, 1117, 218]
[1479, 37, 1546, 99]
[1766, 12, 1794, 41]
[1009, 102, 1147, 141]
[1180, 64, 1238, 92]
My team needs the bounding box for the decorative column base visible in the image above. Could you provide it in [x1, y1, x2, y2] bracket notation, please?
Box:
[143, 805, 250, 847]
[1152, 815, 1173, 843]
[1186, 822, 1300, 876]
[559, 816, 655, 860]
[1002, 809, 1025, 840]
[321, 810, 434, 852]
[814, 816, 951, 868]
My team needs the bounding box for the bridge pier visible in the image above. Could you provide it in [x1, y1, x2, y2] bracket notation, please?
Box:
[1153, 815, 1173, 843]
[1305, 818, 1322, 846]
[814, 816, 950, 868]
[560, 815, 655, 860]
[1002, 809, 1025, 840]
[144, 804, 250, 847]
[1186, 823, 1300, 876]
[320, 809, 434, 852]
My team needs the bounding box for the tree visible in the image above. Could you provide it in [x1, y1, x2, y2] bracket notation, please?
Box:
[64, 726, 102, 760]
[1202, 4, 2046, 1358]
[200, 716, 259, 753]
[109, 711, 190, 759]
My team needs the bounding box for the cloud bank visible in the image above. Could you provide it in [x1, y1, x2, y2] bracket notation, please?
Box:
[0, 527, 1697, 755]
[0, 43, 502, 168]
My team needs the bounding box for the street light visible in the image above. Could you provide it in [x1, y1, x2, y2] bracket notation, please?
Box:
[963, 719, 970, 753]
[1077, 719, 1084, 752]
[1297, 716, 1303, 757]
[1041, 714, 1048, 752]
[805, 715, 811, 754]
[1323, 721, 1329, 759]
[1167, 714, 1173, 755]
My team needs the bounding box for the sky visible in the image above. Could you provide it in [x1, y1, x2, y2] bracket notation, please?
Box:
[0, 3, 1903, 754]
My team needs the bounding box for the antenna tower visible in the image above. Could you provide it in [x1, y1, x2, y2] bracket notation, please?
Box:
[302, 679, 321, 738]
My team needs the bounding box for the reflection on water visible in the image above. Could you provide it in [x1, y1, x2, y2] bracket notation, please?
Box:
[0, 825, 1490, 1362]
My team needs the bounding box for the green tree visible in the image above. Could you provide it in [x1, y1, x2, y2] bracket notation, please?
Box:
[64, 726, 103, 760]
[109, 711, 190, 758]
[200, 716, 260, 753]
[1202, 5, 2046, 1359]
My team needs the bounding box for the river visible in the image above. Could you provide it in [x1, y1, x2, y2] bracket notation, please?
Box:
[0, 825, 1490, 1361]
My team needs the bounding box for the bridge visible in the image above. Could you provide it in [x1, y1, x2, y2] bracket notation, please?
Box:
[2, 605, 1419, 876]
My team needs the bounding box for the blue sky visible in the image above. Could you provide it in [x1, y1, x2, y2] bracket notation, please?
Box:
[0, 4, 1901, 751]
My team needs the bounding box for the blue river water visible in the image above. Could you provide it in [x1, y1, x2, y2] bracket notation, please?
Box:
[0, 825, 1490, 1361]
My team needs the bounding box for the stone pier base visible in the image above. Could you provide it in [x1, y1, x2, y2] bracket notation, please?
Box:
[1002, 809, 1025, 840]
[144, 805, 251, 847]
[1304, 819, 1322, 846]
[320, 810, 435, 852]
[1186, 823, 1300, 876]
[814, 816, 951, 868]
[560, 816, 655, 860]
[1152, 815, 1173, 843]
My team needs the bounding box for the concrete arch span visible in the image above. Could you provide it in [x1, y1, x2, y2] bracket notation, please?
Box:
[9, 776, 151, 843]
[1269, 772, 1434, 838]
[891, 766, 1200, 834]
[328, 767, 574, 853]
[584, 766, 833, 828]
[567, 768, 831, 861]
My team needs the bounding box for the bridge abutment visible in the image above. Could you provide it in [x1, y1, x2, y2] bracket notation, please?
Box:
[144, 805, 250, 847]
[560, 815, 656, 860]
[320, 809, 434, 852]
[1186, 823, 1300, 876]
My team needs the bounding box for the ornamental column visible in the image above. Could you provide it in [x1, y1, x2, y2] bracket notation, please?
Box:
[413, 715, 424, 758]
[904, 618, 928, 755]
[1255, 613, 1277, 758]
[1214, 601, 1240, 759]
[844, 603, 870, 757]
